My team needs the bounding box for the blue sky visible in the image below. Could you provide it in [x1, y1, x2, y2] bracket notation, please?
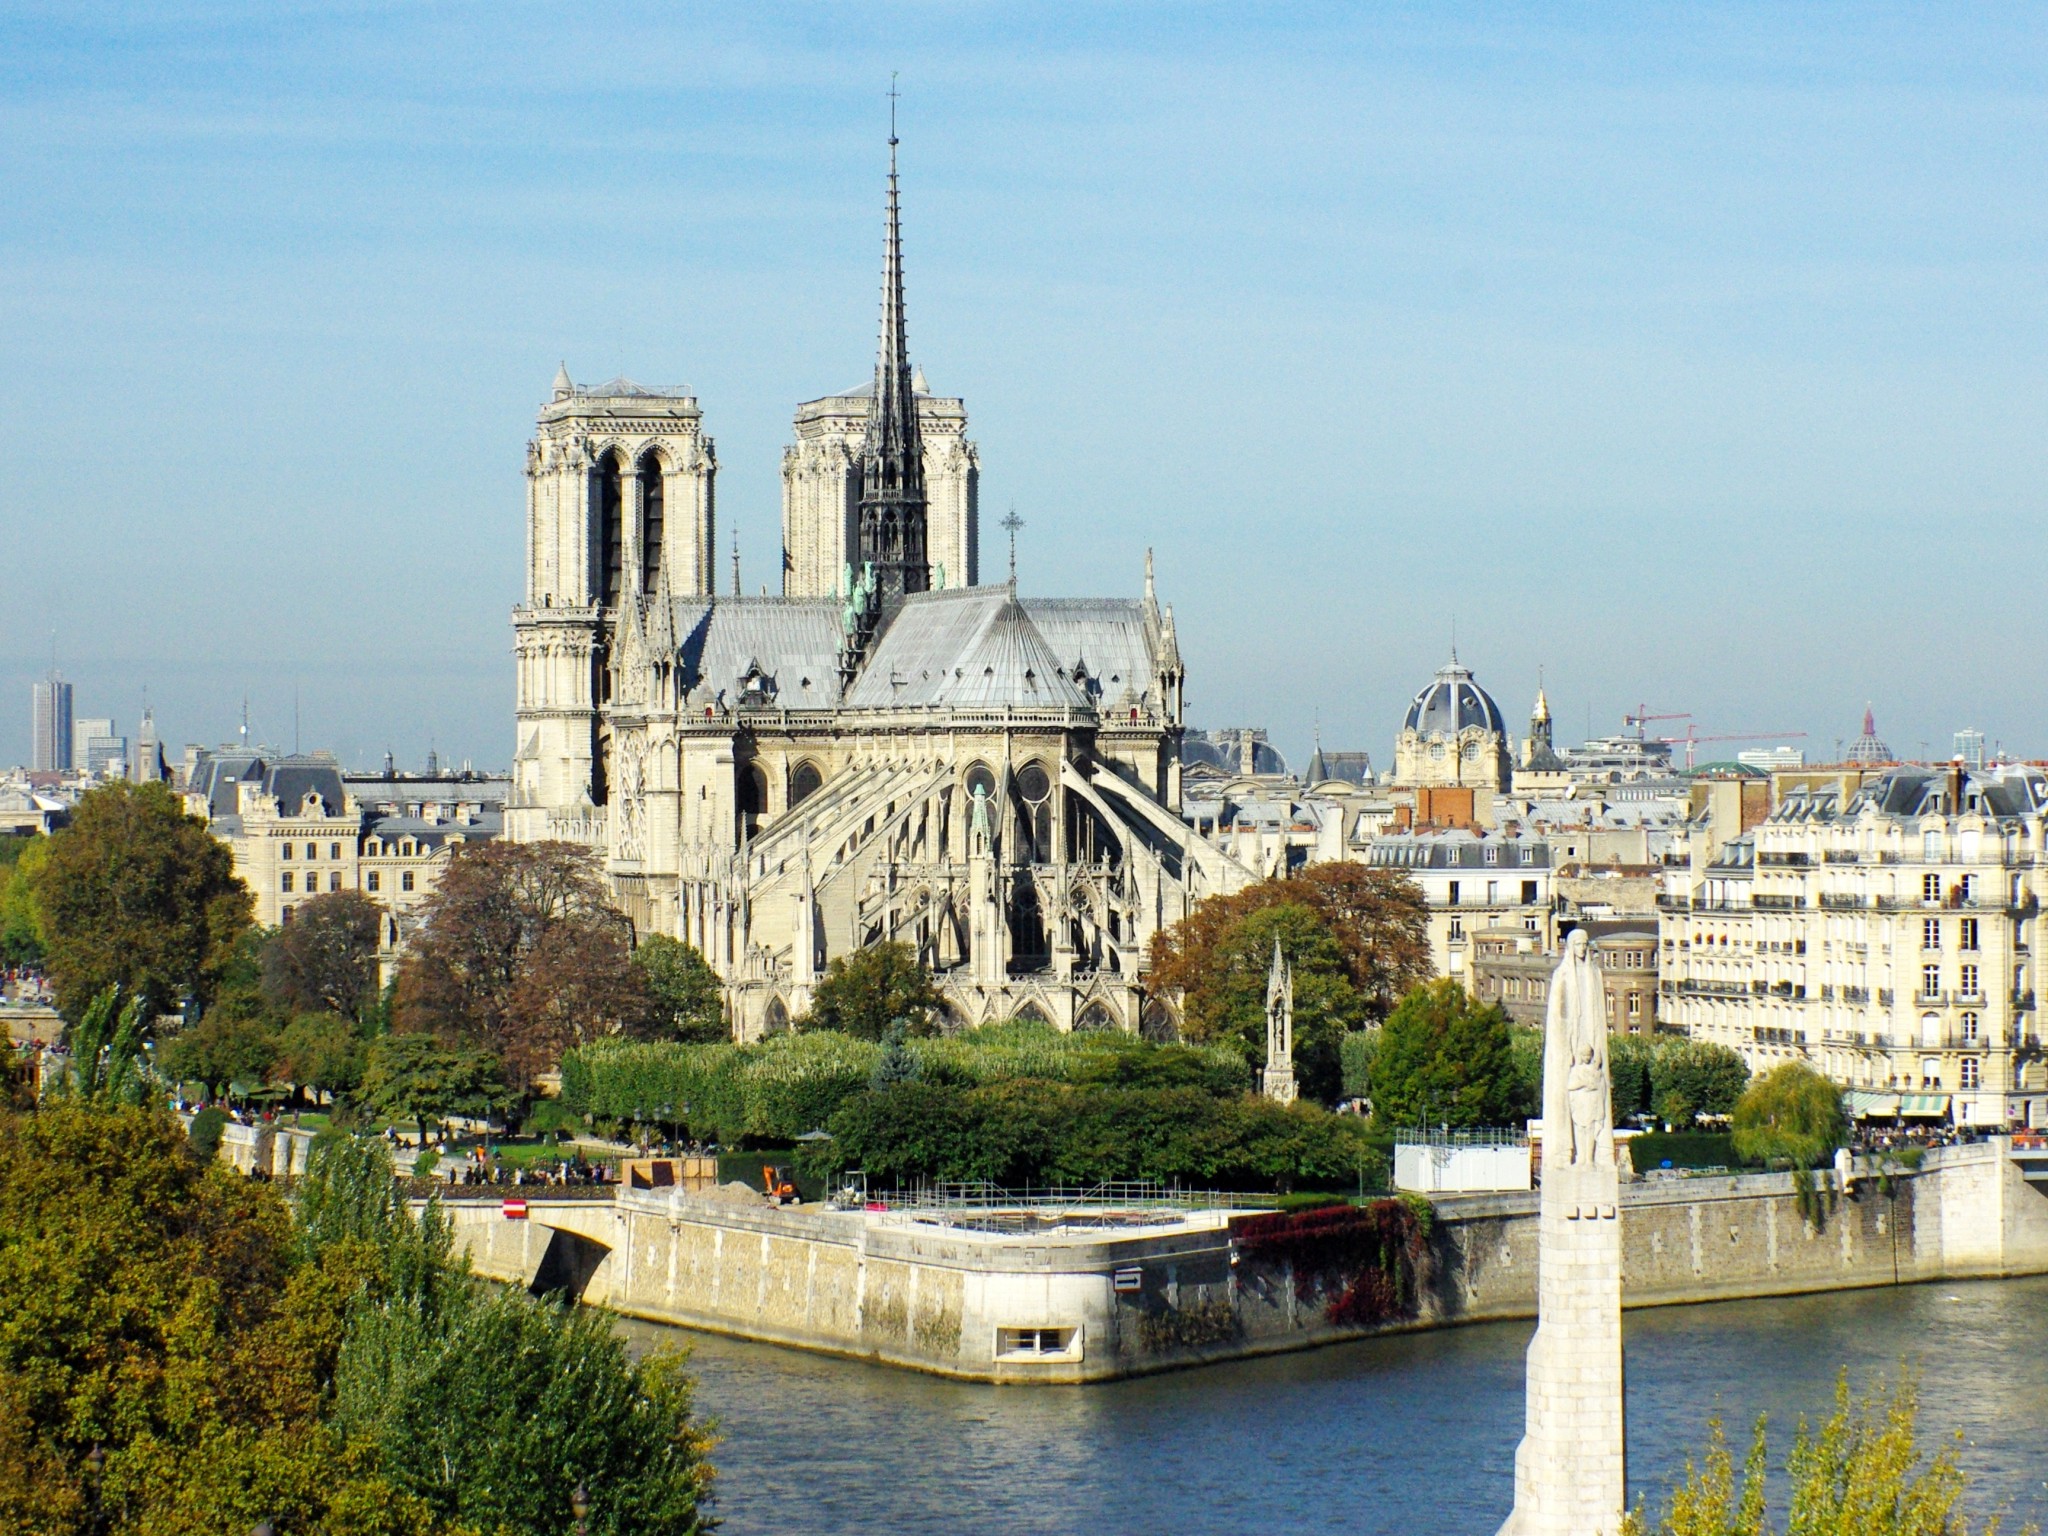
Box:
[3, 3, 2044, 772]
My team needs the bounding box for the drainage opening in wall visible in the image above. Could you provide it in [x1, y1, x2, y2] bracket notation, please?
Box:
[996, 1326, 1082, 1361]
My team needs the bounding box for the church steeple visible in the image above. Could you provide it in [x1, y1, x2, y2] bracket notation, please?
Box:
[857, 96, 930, 612]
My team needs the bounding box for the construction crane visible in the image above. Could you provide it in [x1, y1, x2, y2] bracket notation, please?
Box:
[1648, 725, 1810, 771]
[1622, 706, 1691, 743]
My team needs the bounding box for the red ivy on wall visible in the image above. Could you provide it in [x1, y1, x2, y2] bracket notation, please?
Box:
[1233, 1198, 1432, 1328]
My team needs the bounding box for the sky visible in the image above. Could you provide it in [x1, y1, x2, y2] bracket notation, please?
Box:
[3, 3, 2045, 774]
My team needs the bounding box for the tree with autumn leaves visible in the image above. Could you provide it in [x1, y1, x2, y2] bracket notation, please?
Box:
[1147, 862, 1433, 1103]
[393, 841, 665, 1089]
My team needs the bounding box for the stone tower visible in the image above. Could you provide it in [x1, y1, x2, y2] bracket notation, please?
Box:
[508, 370, 716, 843]
[781, 377, 977, 598]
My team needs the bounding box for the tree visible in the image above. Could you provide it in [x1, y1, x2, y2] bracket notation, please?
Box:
[1651, 1040, 1750, 1129]
[275, 1011, 367, 1103]
[156, 1007, 282, 1100]
[1368, 980, 1522, 1131]
[1731, 1061, 1844, 1169]
[263, 890, 383, 1020]
[1172, 902, 1365, 1102]
[360, 1033, 509, 1143]
[806, 940, 944, 1040]
[1149, 861, 1433, 1030]
[634, 934, 728, 1043]
[1627, 1373, 1982, 1536]
[0, 836, 48, 967]
[30, 780, 252, 1018]
[394, 841, 648, 1086]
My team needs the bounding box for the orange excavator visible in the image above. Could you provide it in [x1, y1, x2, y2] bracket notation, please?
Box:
[761, 1164, 799, 1205]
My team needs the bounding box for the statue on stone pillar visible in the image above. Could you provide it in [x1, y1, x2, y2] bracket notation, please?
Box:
[1544, 927, 1613, 1172]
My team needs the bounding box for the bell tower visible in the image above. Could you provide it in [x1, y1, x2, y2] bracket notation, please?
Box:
[509, 370, 716, 844]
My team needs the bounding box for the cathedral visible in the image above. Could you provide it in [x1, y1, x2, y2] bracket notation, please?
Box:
[508, 134, 1252, 1038]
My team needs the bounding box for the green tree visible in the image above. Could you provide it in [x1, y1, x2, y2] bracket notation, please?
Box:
[30, 780, 253, 1018]
[360, 1032, 509, 1143]
[262, 889, 384, 1020]
[634, 934, 728, 1043]
[1651, 1040, 1751, 1128]
[0, 836, 48, 966]
[156, 1007, 282, 1100]
[275, 1011, 367, 1103]
[1175, 902, 1364, 1102]
[806, 939, 944, 1039]
[1368, 980, 1522, 1131]
[50, 987, 150, 1105]
[1731, 1061, 1844, 1169]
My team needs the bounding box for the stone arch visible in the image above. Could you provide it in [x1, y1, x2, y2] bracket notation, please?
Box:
[1010, 1000, 1052, 1030]
[738, 762, 769, 839]
[761, 995, 790, 1036]
[1140, 997, 1181, 1044]
[1074, 998, 1121, 1033]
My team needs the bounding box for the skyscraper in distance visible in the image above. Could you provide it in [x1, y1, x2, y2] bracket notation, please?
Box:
[31, 674, 72, 772]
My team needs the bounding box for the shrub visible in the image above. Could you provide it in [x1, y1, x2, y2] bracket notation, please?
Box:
[1339, 1031, 1376, 1100]
[1649, 1039, 1750, 1126]
[186, 1105, 227, 1162]
[1627, 1131, 1748, 1175]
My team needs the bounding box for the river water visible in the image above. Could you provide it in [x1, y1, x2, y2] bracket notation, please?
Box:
[620, 1277, 2048, 1535]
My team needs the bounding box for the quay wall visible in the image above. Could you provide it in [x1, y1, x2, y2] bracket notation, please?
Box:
[437, 1141, 2048, 1384]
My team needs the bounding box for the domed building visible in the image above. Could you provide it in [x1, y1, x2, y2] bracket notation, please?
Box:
[1393, 656, 1514, 796]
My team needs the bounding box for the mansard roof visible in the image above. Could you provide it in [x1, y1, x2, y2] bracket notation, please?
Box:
[843, 587, 1090, 710]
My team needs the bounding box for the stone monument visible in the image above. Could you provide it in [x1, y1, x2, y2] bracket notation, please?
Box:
[1259, 938, 1297, 1104]
[1499, 927, 1625, 1536]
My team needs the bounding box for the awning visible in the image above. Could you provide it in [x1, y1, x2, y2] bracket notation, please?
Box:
[1898, 1093, 1952, 1118]
[1845, 1091, 1901, 1118]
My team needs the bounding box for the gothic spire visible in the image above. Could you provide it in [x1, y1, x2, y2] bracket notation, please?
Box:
[857, 92, 929, 612]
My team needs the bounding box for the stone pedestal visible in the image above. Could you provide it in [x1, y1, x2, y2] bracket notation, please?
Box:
[1499, 1160, 1625, 1536]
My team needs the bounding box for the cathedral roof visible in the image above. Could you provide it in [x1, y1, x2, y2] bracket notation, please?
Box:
[671, 598, 846, 709]
[1023, 598, 1161, 711]
[843, 587, 1091, 710]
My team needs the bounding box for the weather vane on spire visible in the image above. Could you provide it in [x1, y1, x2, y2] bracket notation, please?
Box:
[1001, 507, 1024, 586]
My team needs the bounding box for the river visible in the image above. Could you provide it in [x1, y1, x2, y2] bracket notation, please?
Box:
[620, 1276, 2048, 1535]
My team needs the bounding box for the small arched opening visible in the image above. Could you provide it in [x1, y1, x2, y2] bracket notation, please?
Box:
[738, 762, 770, 840]
[638, 451, 665, 594]
[596, 451, 625, 608]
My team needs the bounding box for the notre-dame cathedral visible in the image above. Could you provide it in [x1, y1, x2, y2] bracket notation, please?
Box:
[508, 133, 1252, 1038]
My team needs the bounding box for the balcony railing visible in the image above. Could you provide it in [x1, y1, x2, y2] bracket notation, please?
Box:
[1819, 893, 1867, 911]
[1841, 985, 1870, 1004]
[1758, 852, 1814, 868]
[2015, 991, 2037, 1011]
[1916, 990, 1947, 1006]
[1753, 894, 1806, 911]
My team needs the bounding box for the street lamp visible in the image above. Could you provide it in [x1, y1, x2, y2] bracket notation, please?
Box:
[571, 1480, 590, 1536]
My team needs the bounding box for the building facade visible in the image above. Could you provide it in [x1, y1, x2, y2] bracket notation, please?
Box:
[1657, 764, 2048, 1128]
[1471, 924, 1658, 1034]
[185, 751, 504, 953]
[1364, 827, 1553, 981]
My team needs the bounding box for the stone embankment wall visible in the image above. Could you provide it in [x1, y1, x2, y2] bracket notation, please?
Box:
[438, 1141, 2048, 1384]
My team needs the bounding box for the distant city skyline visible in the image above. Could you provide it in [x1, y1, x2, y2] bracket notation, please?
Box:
[4, 5, 2044, 770]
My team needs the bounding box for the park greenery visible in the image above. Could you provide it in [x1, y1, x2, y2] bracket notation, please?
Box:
[1624, 1371, 2025, 1536]
[0, 1101, 712, 1535]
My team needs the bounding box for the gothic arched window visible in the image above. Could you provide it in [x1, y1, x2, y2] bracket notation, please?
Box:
[639, 453, 664, 594]
[789, 760, 823, 810]
[596, 452, 624, 607]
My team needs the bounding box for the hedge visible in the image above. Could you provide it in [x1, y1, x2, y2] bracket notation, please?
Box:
[1627, 1131, 1749, 1175]
[804, 1079, 1381, 1192]
[559, 1026, 1249, 1144]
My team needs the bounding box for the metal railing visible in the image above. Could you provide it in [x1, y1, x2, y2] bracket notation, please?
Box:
[862, 1179, 1281, 1216]
[1396, 1127, 1529, 1150]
